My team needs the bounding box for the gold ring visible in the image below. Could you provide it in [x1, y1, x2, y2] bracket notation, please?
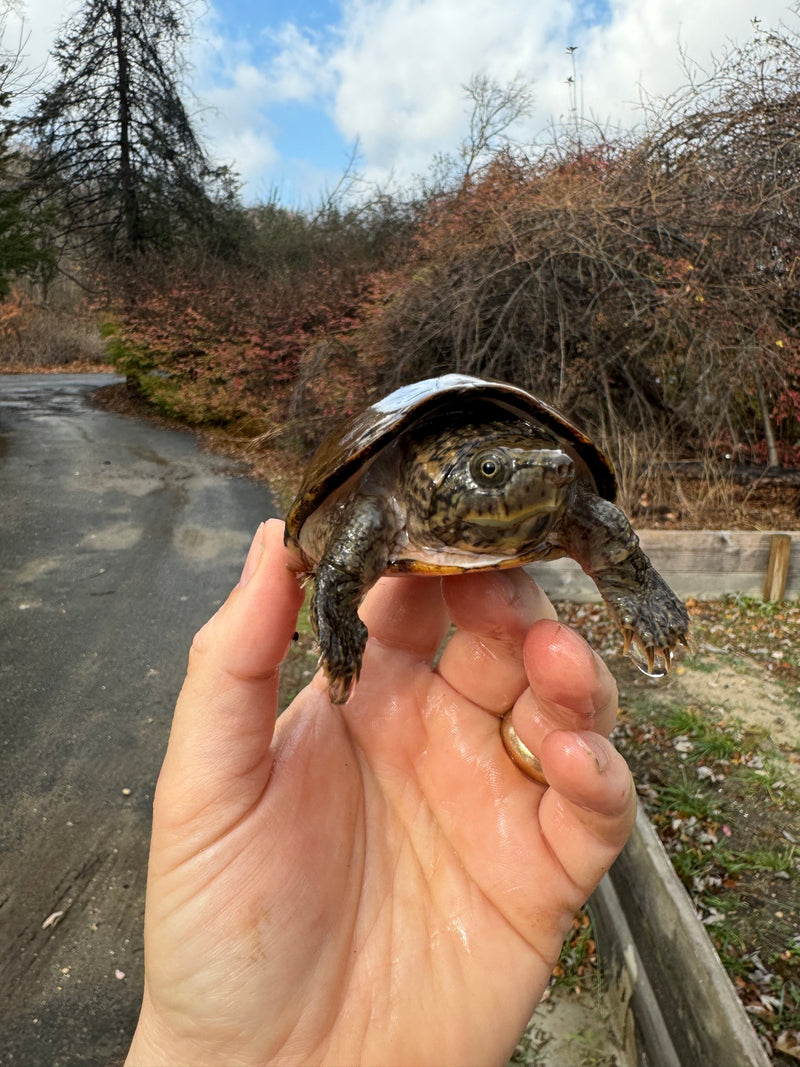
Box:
[500, 710, 548, 786]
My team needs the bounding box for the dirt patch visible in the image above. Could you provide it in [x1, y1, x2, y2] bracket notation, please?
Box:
[559, 598, 800, 746]
[512, 983, 630, 1067]
[668, 662, 800, 766]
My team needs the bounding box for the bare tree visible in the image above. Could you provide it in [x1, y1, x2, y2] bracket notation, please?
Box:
[460, 73, 534, 179]
[26, 0, 237, 259]
[0, 14, 56, 294]
[640, 9, 800, 463]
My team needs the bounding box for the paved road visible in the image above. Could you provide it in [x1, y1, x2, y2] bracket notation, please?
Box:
[0, 374, 278, 1066]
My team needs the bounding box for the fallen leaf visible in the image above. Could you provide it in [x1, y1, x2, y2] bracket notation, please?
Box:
[776, 1030, 800, 1061]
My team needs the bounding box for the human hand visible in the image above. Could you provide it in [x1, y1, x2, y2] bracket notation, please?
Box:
[126, 518, 636, 1067]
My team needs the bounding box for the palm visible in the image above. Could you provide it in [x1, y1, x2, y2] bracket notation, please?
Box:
[130, 521, 634, 1067]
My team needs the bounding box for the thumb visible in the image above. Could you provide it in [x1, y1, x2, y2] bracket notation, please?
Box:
[156, 519, 306, 827]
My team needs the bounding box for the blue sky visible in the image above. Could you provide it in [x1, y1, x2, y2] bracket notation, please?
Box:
[9, 0, 799, 206]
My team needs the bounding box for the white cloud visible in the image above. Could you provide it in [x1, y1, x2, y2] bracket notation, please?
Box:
[328, 0, 579, 174]
[211, 125, 281, 192]
[318, 0, 796, 185]
[268, 23, 333, 102]
[189, 7, 341, 199]
[3, 0, 798, 202]
[577, 0, 785, 124]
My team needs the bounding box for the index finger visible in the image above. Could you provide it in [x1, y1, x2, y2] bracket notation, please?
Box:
[437, 568, 557, 713]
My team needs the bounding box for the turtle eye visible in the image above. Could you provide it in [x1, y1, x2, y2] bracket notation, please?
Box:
[470, 450, 509, 487]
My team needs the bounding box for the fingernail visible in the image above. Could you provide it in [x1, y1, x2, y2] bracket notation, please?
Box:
[574, 732, 609, 774]
[238, 522, 265, 588]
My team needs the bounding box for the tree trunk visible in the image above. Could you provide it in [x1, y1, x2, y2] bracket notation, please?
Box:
[112, 0, 139, 251]
[753, 362, 781, 469]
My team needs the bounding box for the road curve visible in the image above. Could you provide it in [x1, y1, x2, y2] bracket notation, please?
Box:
[0, 374, 278, 1066]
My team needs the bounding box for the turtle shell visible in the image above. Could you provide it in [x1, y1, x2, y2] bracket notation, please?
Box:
[285, 374, 616, 554]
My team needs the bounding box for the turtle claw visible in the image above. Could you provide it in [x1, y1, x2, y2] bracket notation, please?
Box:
[623, 635, 667, 678]
[326, 667, 359, 706]
[317, 637, 363, 705]
[617, 619, 683, 678]
[603, 564, 689, 678]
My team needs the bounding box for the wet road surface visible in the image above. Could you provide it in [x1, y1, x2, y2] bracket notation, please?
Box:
[0, 374, 278, 1065]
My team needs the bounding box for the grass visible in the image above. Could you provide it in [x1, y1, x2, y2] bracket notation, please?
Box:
[662, 708, 743, 761]
[551, 912, 601, 994]
[610, 684, 800, 1053]
[554, 594, 800, 1058]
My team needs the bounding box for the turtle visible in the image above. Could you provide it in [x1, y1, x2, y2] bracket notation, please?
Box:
[284, 373, 689, 704]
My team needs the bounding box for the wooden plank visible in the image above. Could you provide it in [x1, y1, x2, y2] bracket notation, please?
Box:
[763, 533, 793, 601]
[526, 530, 800, 601]
[591, 809, 771, 1067]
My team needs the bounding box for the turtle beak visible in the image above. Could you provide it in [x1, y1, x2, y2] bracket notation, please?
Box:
[495, 450, 574, 526]
[515, 449, 574, 490]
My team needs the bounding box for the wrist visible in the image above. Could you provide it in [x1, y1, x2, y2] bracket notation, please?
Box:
[125, 1026, 168, 1067]
[125, 1016, 173, 1067]
[124, 997, 191, 1067]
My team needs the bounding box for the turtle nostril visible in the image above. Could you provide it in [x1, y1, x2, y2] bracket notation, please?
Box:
[545, 458, 574, 487]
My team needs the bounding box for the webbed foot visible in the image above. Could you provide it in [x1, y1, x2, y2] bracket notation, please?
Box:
[604, 567, 690, 676]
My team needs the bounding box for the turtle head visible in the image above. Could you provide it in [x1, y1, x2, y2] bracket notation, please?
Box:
[414, 420, 575, 554]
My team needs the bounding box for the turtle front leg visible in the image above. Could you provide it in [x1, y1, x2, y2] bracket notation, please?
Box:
[311, 563, 369, 705]
[549, 484, 689, 674]
[310, 496, 397, 704]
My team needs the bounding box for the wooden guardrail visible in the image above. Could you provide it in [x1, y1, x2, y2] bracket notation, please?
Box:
[590, 810, 771, 1067]
[527, 529, 799, 602]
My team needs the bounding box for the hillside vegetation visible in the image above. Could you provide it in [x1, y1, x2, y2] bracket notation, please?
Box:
[2, 8, 799, 512]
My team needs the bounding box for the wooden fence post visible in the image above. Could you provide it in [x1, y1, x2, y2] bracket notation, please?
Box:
[763, 533, 792, 602]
